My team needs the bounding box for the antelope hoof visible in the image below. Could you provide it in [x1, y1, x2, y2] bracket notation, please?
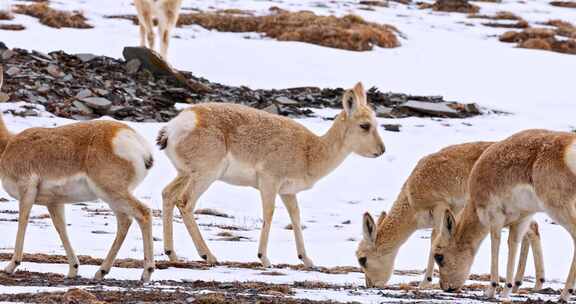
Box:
[2, 261, 18, 274]
[259, 255, 272, 268]
[94, 268, 108, 281]
[201, 253, 218, 265]
[165, 250, 178, 262]
[534, 278, 545, 291]
[66, 267, 79, 279]
[140, 266, 154, 283]
[300, 256, 314, 269]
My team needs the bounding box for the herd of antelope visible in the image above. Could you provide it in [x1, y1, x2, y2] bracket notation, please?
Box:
[0, 0, 574, 302]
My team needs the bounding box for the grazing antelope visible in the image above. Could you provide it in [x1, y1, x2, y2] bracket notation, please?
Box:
[432, 129, 576, 301]
[356, 141, 545, 291]
[159, 83, 385, 267]
[134, 0, 182, 60]
[0, 66, 155, 282]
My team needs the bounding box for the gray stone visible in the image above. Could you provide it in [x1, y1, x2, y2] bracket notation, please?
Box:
[95, 89, 109, 96]
[1, 49, 15, 60]
[261, 104, 279, 114]
[62, 74, 74, 81]
[400, 100, 459, 117]
[382, 124, 401, 132]
[75, 89, 92, 99]
[276, 96, 299, 105]
[75, 53, 97, 63]
[126, 58, 141, 74]
[37, 84, 51, 94]
[5, 66, 19, 76]
[73, 100, 94, 114]
[46, 64, 64, 78]
[81, 97, 112, 111]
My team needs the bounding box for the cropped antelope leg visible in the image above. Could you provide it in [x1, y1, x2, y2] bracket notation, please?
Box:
[258, 180, 278, 268]
[486, 227, 502, 298]
[3, 179, 38, 274]
[512, 235, 530, 293]
[162, 175, 189, 262]
[281, 194, 313, 268]
[177, 177, 218, 265]
[501, 220, 530, 298]
[47, 204, 80, 278]
[94, 211, 133, 280]
[528, 225, 545, 290]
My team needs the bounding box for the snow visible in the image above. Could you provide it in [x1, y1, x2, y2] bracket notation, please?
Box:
[0, 0, 575, 302]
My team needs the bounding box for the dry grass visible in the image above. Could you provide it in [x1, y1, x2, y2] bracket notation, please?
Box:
[420, 0, 480, 14]
[499, 27, 576, 54]
[544, 19, 576, 38]
[177, 7, 400, 51]
[550, 1, 576, 8]
[468, 11, 523, 20]
[0, 24, 25, 31]
[0, 10, 14, 20]
[194, 208, 233, 218]
[13, 3, 92, 29]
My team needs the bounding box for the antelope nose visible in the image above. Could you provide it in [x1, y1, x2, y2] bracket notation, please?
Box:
[373, 144, 385, 157]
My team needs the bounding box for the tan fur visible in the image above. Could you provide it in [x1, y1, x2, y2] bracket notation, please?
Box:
[161, 82, 385, 267]
[0, 66, 155, 281]
[433, 129, 576, 301]
[356, 142, 545, 290]
[134, 0, 182, 60]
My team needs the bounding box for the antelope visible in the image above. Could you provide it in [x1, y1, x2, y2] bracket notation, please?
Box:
[134, 0, 182, 60]
[356, 141, 545, 291]
[0, 66, 155, 282]
[432, 129, 576, 301]
[159, 82, 385, 267]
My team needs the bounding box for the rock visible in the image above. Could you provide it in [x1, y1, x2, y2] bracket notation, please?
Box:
[261, 103, 279, 114]
[46, 64, 64, 78]
[276, 96, 299, 105]
[382, 124, 401, 132]
[75, 53, 98, 62]
[81, 97, 112, 111]
[5, 66, 19, 76]
[126, 58, 141, 74]
[37, 84, 51, 94]
[63, 74, 74, 81]
[0, 42, 7, 50]
[76, 89, 92, 99]
[1, 49, 15, 60]
[73, 100, 94, 114]
[399, 100, 460, 117]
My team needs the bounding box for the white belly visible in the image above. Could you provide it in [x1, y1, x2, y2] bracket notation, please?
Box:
[3, 174, 98, 205]
[219, 156, 258, 188]
[479, 184, 545, 226]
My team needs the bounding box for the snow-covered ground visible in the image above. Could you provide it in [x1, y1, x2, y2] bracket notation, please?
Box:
[0, 0, 575, 303]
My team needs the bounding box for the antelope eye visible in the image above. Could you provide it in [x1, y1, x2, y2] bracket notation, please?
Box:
[359, 123, 371, 131]
[434, 254, 444, 266]
[358, 257, 367, 268]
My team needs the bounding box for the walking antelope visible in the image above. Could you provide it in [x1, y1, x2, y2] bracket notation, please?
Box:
[356, 142, 544, 291]
[134, 0, 182, 60]
[432, 129, 576, 301]
[0, 66, 155, 282]
[159, 82, 385, 267]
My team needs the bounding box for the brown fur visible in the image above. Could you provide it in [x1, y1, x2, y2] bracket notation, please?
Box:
[434, 129, 576, 301]
[134, 0, 182, 60]
[0, 65, 155, 282]
[357, 142, 544, 290]
[161, 83, 385, 267]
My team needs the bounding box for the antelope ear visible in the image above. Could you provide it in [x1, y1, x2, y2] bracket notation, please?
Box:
[342, 89, 357, 117]
[376, 211, 387, 228]
[439, 209, 456, 241]
[363, 212, 377, 245]
[352, 82, 367, 105]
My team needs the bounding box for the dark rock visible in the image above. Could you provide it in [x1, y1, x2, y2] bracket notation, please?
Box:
[126, 58, 141, 74]
[2, 49, 15, 60]
[75, 53, 98, 63]
[46, 64, 64, 78]
[5, 67, 19, 76]
[276, 96, 299, 105]
[382, 124, 401, 132]
[399, 100, 460, 118]
[0, 42, 7, 50]
[76, 89, 92, 99]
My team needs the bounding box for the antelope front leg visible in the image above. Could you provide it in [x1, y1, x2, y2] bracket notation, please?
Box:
[257, 180, 278, 267]
[512, 236, 530, 293]
[486, 227, 502, 298]
[162, 176, 188, 262]
[95, 211, 132, 281]
[4, 181, 38, 274]
[419, 228, 438, 289]
[280, 194, 313, 268]
[527, 227, 545, 290]
[501, 222, 526, 299]
[47, 204, 79, 278]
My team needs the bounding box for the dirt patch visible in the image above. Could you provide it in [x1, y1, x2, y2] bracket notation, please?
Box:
[550, 1, 576, 8]
[420, 0, 480, 14]
[500, 27, 576, 55]
[108, 7, 400, 52]
[0, 24, 26, 31]
[13, 3, 92, 29]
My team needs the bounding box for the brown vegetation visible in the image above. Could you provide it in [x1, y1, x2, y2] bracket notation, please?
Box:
[468, 11, 529, 28]
[500, 27, 576, 54]
[0, 10, 13, 20]
[108, 7, 400, 51]
[543, 19, 576, 38]
[13, 3, 92, 29]
[0, 24, 25, 31]
[420, 0, 480, 14]
[550, 1, 576, 8]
